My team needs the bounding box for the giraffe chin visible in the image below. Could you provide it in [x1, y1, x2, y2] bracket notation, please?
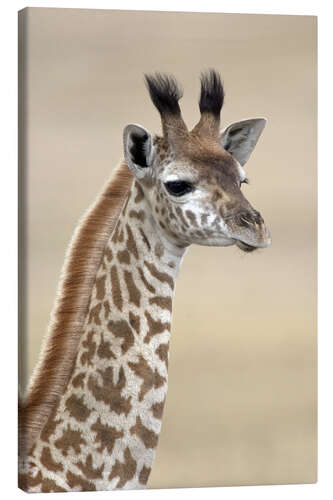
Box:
[235, 240, 258, 253]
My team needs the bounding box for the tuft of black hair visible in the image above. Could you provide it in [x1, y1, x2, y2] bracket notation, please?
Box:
[199, 69, 224, 117]
[144, 73, 183, 115]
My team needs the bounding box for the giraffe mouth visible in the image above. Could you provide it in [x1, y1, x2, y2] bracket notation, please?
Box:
[235, 240, 258, 253]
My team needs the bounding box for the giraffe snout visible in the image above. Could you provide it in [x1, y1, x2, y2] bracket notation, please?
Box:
[231, 209, 271, 250]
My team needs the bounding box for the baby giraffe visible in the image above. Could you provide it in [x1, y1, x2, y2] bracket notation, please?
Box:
[19, 70, 271, 492]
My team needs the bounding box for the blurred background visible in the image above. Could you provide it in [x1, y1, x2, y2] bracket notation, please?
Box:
[19, 8, 317, 488]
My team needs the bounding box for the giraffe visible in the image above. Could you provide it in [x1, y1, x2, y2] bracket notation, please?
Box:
[18, 70, 271, 492]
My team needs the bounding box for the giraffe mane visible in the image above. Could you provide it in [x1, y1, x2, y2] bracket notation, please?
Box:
[19, 162, 134, 457]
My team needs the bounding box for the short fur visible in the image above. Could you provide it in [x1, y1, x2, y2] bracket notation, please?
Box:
[18, 162, 134, 457]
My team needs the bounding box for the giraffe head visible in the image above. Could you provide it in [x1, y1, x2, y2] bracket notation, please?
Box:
[123, 70, 271, 252]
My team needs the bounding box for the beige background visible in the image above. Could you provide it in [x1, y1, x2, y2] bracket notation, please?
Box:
[19, 8, 317, 488]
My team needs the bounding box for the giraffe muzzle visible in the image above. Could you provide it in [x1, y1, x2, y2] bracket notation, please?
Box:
[229, 209, 271, 252]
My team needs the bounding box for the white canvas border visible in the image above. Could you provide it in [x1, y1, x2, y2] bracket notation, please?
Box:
[1, 1, 330, 499]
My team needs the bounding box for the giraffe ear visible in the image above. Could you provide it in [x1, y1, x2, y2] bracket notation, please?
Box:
[123, 124, 154, 180]
[219, 118, 267, 166]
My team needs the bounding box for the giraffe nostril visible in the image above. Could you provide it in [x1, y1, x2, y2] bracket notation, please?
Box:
[252, 210, 263, 225]
[236, 210, 264, 227]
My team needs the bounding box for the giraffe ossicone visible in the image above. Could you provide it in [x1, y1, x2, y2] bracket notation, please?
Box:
[19, 69, 271, 492]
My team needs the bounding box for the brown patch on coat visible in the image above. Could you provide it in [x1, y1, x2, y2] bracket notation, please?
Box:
[72, 372, 85, 389]
[18, 470, 43, 491]
[139, 227, 151, 251]
[40, 446, 63, 473]
[80, 330, 96, 366]
[88, 303, 102, 326]
[144, 310, 170, 344]
[155, 342, 169, 368]
[54, 425, 87, 456]
[168, 207, 176, 220]
[129, 209, 145, 222]
[108, 318, 134, 354]
[129, 311, 140, 334]
[130, 416, 159, 449]
[109, 447, 137, 488]
[19, 162, 133, 460]
[124, 270, 141, 307]
[194, 229, 205, 238]
[128, 354, 166, 401]
[138, 267, 156, 294]
[66, 470, 96, 491]
[91, 417, 124, 454]
[19, 470, 66, 493]
[87, 366, 132, 416]
[126, 224, 139, 259]
[65, 393, 91, 422]
[139, 465, 151, 485]
[153, 368, 166, 390]
[41, 478, 66, 493]
[97, 333, 116, 360]
[117, 248, 131, 265]
[111, 265, 123, 311]
[76, 454, 104, 480]
[175, 206, 189, 228]
[103, 300, 111, 319]
[150, 399, 166, 420]
[185, 209, 198, 227]
[134, 181, 144, 203]
[144, 261, 174, 290]
[95, 274, 106, 301]
[149, 296, 172, 312]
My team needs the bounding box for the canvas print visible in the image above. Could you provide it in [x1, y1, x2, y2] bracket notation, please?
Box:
[18, 8, 317, 492]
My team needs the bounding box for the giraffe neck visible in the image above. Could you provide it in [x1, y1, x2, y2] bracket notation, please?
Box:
[20, 179, 187, 492]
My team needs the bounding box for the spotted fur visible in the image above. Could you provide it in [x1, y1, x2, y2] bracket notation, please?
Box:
[19, 70, 270, 492]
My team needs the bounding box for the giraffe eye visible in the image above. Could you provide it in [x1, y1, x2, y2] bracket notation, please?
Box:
[165, 181, 194, 197]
